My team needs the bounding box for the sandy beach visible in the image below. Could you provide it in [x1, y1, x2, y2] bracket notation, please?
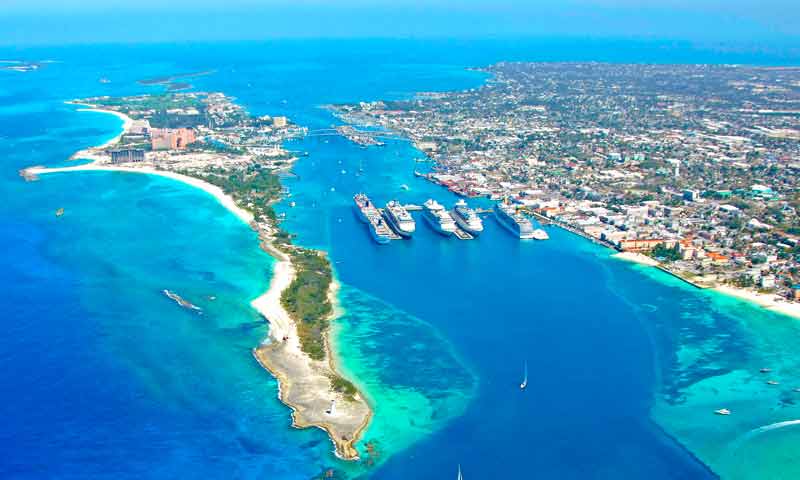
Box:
[713, 285, 800, 320]
[64, 105, 135, 161]
[612, 251, 661, 267]
[251, 244, 372, 460]
[75, 107, 134, 149]
[25, 164, 254, 225]
[25, 115, 372, 459]
[250, 246, 295, 343]
[611, 251, 800, 321]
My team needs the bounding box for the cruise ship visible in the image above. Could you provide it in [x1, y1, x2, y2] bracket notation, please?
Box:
[423, 199, 457, 236]
[353, 193, 393, 244]
[451, 199, 483, 236]
[384, 200, 416, 237]
[494, 202, 536, 239]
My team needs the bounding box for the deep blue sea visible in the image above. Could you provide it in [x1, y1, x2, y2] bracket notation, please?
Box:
[2, 39, 800, 479]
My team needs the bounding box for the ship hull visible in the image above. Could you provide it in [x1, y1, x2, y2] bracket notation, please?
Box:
[370, 227, 392, 244]
[384, 211, 414, 238]
[494, 210, 535, 239]
[423, 212, 455, 237]
[353, 204, 370, 223]
[453, 212, 483, 236]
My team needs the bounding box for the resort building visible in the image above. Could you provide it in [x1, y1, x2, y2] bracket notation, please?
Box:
[151, 128, 196, 150]
[110, 148, 146, 164]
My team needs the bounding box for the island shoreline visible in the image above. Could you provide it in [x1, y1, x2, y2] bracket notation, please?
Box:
[612, 249, 800, 320]
[25, 105, 373, 460]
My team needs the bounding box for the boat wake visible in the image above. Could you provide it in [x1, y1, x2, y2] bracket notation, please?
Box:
[162, 289, 203, 314]
[722, 419, 800, 460]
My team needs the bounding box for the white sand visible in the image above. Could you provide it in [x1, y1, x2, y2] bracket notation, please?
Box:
[76, 108, 134, 149]
[713, 285, 800, 320]
[250, 248, 298, 344]
[613, 252, 800, 320]
[26, 164, 254, 225]
[28, 108, 373, 456]
[612, 251, 661, 267]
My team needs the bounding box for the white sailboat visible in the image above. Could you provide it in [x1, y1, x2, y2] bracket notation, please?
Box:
[520, 361, 528, 390]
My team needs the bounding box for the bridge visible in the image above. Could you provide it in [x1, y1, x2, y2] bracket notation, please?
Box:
[305, 127, 411, 143]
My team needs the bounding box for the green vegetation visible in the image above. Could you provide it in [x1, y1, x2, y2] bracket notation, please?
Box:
[77, 93, 207, 128]
[330, 375, 358, 401]
[198, 164, 337, 362]
[281, 249, 333, 361]
[194, 165, 282, 224]
[651, 242, 682, 262]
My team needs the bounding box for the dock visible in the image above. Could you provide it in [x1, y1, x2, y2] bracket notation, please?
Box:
[376, 209, 403, 240]
[453, 227, 474, 240]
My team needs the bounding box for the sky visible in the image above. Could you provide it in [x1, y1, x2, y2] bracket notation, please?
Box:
[1, 0, 798, 46]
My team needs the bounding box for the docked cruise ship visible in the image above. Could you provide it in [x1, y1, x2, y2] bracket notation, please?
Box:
[384, 200, 416, 237]
[451, 199, 483, 236]
[494, 202, 536, 239]
[423, 199, 457, 236]
[353, 193, 393, 244]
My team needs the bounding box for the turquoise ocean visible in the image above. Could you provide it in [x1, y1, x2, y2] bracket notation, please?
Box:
[2, 39, 800, 479]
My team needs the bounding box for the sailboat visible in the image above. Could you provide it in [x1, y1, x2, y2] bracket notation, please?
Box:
[520, 361, 528, 390]
[457, 464, 463, 480]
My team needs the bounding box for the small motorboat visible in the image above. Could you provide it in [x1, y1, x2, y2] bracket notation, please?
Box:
[714, 408, 731, 416]
[760, 368, 772, 373]
[767, 380, 780, 385]
[55, 208, 65, 217]
[520, 361, 528, 390]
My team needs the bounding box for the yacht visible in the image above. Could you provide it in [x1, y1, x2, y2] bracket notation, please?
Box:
[520, 361, 528, 390]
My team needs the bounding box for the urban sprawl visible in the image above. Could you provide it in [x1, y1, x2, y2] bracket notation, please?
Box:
[331, 63, 800, 300]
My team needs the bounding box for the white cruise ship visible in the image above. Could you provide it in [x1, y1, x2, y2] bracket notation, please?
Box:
[423, 199, 457, 236]
[451, 199, 483, 236]
[494, 202, 536, 239]
[384, 200, 416, 237]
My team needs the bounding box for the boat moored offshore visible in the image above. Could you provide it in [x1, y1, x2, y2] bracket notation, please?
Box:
[423, 199, 457, 236]
[354, 193, 393, 244]
[494, 202, 536, 239]
[384, 200, 416, 237]
[451, 199, 483, 236]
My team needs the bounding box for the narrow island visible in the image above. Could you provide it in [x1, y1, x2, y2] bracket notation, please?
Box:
[22, 91, 372, 460]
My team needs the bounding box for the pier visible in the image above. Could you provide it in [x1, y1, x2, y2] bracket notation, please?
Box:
[376, 209, 404, 240]
[453, 227, 474, 240]
[355, 197, 549, 243]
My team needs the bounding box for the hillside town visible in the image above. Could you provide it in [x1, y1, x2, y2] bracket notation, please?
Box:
[331, 62, 800, 299]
